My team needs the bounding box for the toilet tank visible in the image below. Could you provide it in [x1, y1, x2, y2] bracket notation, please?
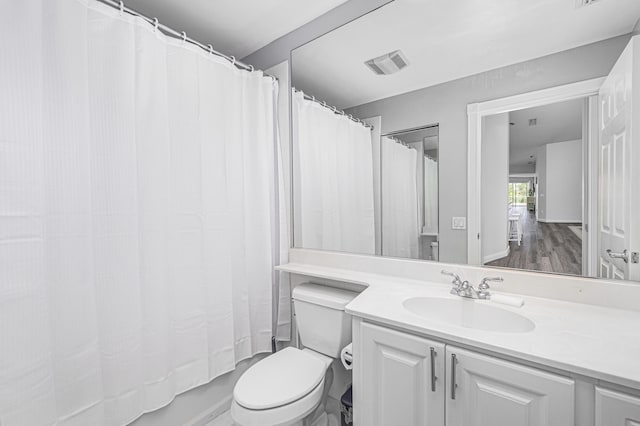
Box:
[292, 283, 358, 358]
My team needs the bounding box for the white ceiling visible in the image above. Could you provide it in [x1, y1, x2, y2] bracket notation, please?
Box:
[292, 0, 640, 109]
[508, 98, 583, 171]
[126, 0, 349, 59]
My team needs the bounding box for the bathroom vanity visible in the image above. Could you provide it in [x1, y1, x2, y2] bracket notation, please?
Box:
[354, 318, 640, 426]
[356, 322, 574, 426]
[277, 250, 640, 426]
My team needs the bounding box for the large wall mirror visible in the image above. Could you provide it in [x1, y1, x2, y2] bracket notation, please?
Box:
[290, 0, 640, 283]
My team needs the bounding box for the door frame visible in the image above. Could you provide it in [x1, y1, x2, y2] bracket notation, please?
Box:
[467, 77, 605, 270]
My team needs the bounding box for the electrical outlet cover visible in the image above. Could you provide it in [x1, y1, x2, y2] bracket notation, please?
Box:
[452, 217, 466, 230]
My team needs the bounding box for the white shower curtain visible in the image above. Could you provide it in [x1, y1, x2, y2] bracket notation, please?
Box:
[0, 1, 287, 425]
[292, 91, 375, 255]
[381, 137, 420, 258]
[423, 156, 439, 235]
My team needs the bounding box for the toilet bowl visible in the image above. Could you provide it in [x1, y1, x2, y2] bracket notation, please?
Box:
[231, 283, 358, 426]
[231, 347, 332, 426]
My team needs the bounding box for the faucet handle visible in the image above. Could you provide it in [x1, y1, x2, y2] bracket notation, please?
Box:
[479, 276, 503, 290]
[441, 270, 462, 284]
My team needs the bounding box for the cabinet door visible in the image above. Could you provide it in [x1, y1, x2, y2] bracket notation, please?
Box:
[596, 387, 640, 426]
[446, 346, 574, 426]
[359, 322, 445, 426]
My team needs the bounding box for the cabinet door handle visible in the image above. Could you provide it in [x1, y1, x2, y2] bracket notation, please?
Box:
[430, 347, 437, 392]
[451, 353, 458, 400]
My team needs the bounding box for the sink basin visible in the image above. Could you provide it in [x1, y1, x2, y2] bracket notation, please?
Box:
[402, 297, 535, 333]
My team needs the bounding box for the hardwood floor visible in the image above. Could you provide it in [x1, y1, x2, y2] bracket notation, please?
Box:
[486, 207, 583, 276]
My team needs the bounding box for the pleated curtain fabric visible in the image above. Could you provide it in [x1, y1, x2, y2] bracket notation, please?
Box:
[292, 91, 375, 255]
[381, 137, 420, 258]
[0, 0, 287, 424]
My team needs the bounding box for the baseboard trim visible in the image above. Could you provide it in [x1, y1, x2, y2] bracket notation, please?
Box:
[537, 218, 582, 224]
[483, 246, 510, 264]
[187, 395, 233, 426]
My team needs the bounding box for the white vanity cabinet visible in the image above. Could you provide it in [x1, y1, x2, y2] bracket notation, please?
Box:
[358, 321, 445, 426]
[595, 387, 640, 425]
[446, 346, 575, 426]
[354, 320, 576, 426]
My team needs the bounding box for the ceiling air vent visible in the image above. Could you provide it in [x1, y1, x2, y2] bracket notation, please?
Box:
[529, 118, 537, 126]
[365, 50, 409, 75]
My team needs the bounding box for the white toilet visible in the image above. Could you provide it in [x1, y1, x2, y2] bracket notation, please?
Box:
[231, 283, 357, 426]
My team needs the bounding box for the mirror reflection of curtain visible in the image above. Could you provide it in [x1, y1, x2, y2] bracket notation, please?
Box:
[381, 137, 420, 258]
[423, 156, 438, 234]
[293, 91, 375, 254]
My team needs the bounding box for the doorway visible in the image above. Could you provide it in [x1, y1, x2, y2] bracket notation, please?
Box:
[468, 78, 602, 276]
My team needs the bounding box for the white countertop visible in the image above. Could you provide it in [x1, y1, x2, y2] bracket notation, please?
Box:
[277, 262, 640, 390]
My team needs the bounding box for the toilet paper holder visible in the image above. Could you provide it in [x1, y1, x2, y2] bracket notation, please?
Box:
[341, 343, 353, 370]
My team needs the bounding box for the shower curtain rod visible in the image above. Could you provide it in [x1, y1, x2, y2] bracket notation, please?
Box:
[386, 135, 416, 150]
[294, 88, 373, 130]
[95, 0, 277, 82]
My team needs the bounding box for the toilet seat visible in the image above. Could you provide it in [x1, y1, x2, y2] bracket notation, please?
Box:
[231, 377, 325, 426]
[234, 347, 330, 410]
[231, 347, 333, 426]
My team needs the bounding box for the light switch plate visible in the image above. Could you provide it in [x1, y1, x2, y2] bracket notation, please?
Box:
[452, 217, 466, 230]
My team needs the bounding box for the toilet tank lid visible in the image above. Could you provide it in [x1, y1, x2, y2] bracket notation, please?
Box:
[292, 283, 358, 310]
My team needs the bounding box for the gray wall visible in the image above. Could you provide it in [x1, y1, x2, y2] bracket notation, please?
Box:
[541, 139, 583, 223]
[510, 164, 536, 174]
[242, 0, 392, 70]
[346, 35, 630, 264]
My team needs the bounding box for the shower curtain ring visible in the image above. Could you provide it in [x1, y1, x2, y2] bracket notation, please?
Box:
[208, 44, 214, 54]
[153, 17, 159, 32]
[230, 56, 236, 66]
[181, 31, 187, 43]
[249, 65, 254, 72]
[119, 1, 124, 14]
[312, 96, 316, 102]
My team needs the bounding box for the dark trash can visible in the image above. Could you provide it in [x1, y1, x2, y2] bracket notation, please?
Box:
[341, 385, 353, 425]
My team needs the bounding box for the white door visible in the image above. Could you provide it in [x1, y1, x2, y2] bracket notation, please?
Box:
[596, 387, 640, 426]
[446, 347, 574, 426]
[598, 36, 640, 281]
[359, 321, 445, 426]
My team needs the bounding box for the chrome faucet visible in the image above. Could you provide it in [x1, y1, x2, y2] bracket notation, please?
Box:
[476, 276, 503, 300]
[441, 271, 503, 300]
[441, 270, 476, 298]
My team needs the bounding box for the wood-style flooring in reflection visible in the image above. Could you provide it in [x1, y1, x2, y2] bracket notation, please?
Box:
[485, 207, 583, 276]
